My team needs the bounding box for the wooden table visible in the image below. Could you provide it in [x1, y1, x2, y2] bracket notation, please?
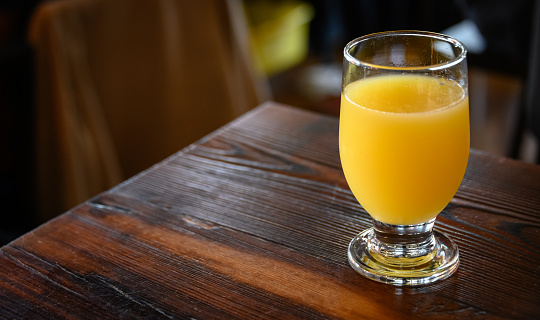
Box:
[1, 102, 539, 319]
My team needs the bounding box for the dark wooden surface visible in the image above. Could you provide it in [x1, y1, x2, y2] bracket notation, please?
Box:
[1, 102, 540, 319]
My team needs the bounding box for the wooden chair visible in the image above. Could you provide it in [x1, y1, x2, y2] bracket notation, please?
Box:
[29, 0, 269, 221]
[521, 0, 540, 163]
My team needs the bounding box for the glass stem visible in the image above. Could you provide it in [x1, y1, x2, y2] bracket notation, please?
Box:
[368, 219, 437, 266]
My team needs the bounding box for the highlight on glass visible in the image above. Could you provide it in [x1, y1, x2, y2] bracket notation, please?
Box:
[339, 31, 469, 286]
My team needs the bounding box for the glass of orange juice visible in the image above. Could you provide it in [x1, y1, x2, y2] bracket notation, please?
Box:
[340, 31, 469, 285]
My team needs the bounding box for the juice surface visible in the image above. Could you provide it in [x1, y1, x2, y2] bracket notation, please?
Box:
[339, 74, 470, 225]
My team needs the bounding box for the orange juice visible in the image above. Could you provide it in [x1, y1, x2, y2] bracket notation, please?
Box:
[339, 74, 469, 225]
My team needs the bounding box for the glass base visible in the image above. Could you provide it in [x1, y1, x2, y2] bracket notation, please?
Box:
[348, 219, 459, 286]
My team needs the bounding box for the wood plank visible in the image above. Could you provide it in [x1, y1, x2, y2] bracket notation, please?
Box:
[1, 102, 539, 319]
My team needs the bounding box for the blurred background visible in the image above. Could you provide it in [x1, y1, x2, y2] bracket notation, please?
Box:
[1, 0, 538, 245]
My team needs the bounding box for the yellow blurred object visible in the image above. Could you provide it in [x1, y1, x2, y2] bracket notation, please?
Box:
[245, 0, 314, 76]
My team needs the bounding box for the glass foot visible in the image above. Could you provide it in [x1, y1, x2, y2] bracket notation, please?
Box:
[348, 220, 459, 286]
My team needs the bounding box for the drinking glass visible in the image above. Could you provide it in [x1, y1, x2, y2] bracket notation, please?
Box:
[340, 31, 469, 286]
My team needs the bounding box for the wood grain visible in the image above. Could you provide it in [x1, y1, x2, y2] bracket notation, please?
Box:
[1, 102, 539, 319]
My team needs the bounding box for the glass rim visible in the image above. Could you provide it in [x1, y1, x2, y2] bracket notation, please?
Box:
[344, 30, 467, 71]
